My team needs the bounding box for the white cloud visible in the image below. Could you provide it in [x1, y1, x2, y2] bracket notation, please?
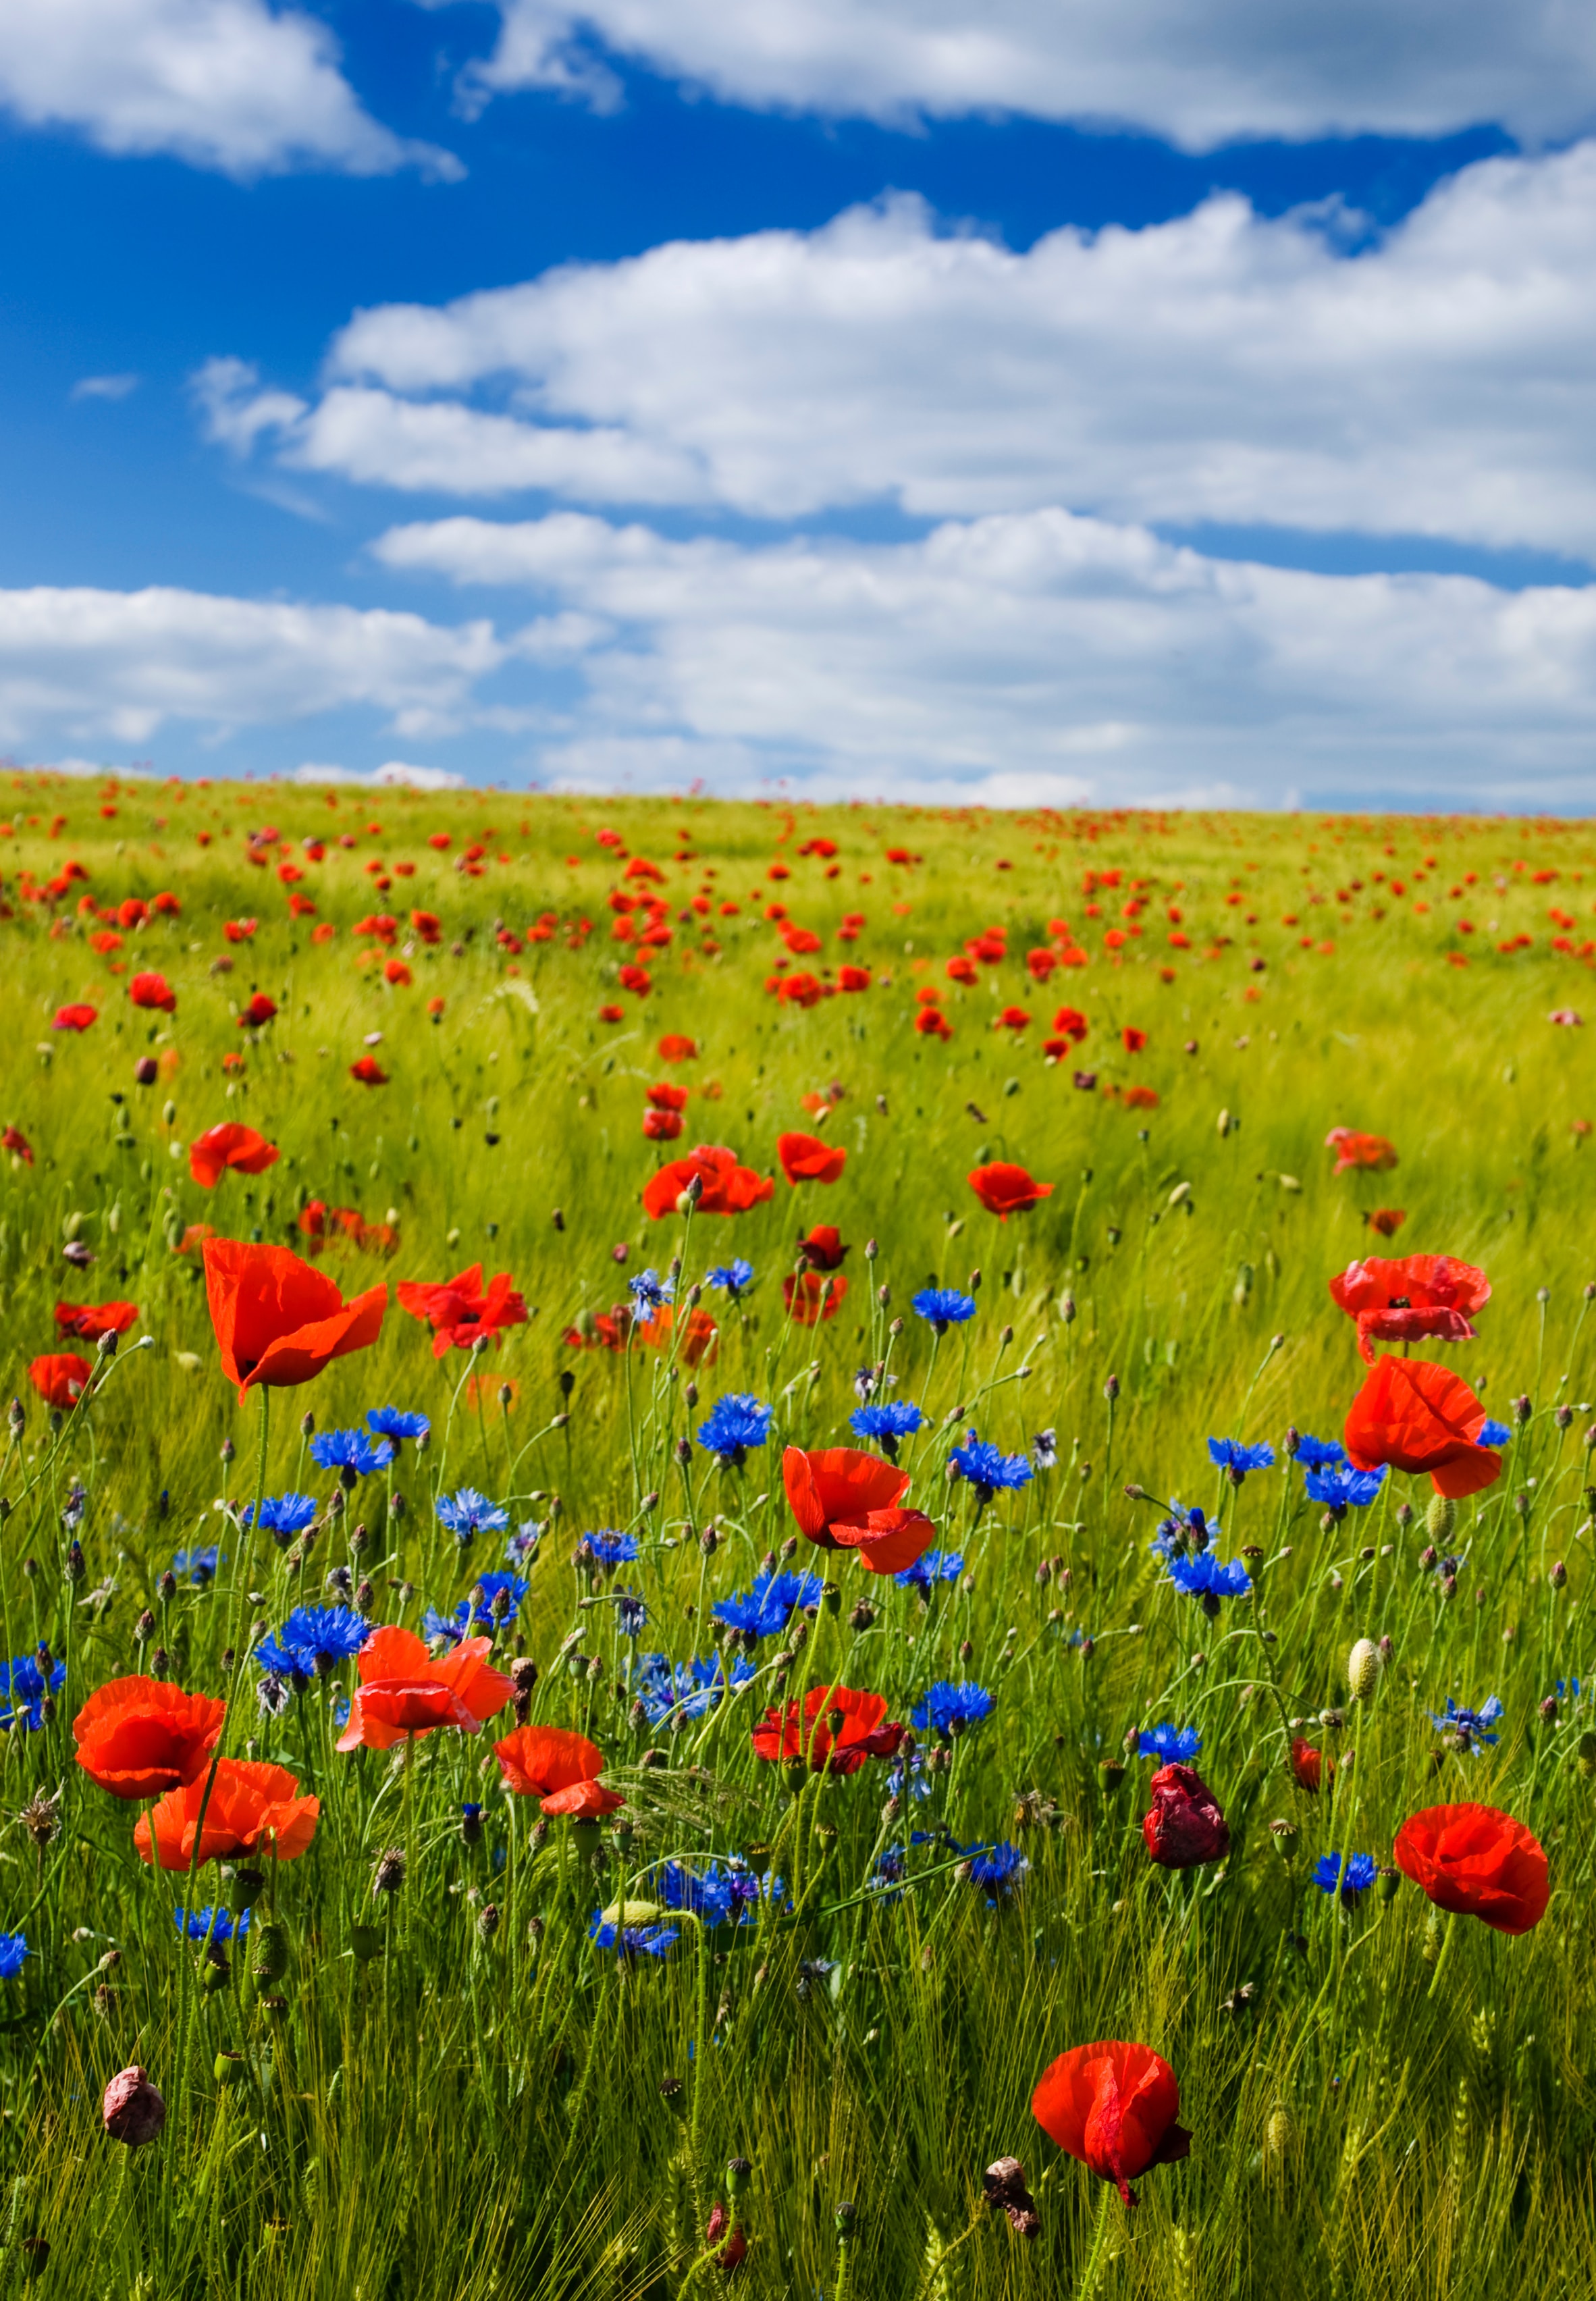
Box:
[440, 0, 1596, 149]
[0, 0, 459, 178]
[206, 152, 1596, 558]
[70, 373, 140, 402]
[290, 759, 467, 787]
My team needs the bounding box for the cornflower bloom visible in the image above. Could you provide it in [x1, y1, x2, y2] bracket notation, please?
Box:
[849, 1401, 924, 1458]
[170, 1548, 222, 1587]
[1294, 1433, 1348, 1470]
[308, 1429, 393, 1483]
[963, 1841, 1030, 1897]
[588, 1914, 678, 1959]
[0, 1653, 64, 1732]
[613, 1591, 649, 1638]
[1138, 1723, 1200, 1764]
[0, 1935, 29, 1980]
[1207, 1437, 1276, 1482]
[912, 1288, 976, 1334]
[174, 1907, 250, 1944]
[580, 1531, 640, 1572]
[949, 1431, 1033, 1502]
[627, 1269, 674, 1313]
[711, 1570, 824, 1641]
[697, 1393, 773, 1466]
[1305, 1461, 1387, 1516]
[436, 1489, 510, 1543]
[1166, 1550, 1252, 1612]
[1430, 1695, 1504, 1750]
[704, 1257, 755, 1299]
[895, 1549, 964, 1592]
[910, 1681, 995, 1737]
[1313, 1852, 1379, 1902]
[366, 1406, 429, 1447]
[255, 1606, 372, 1678]
[635, 1653, 755, 1725]
[242, 1493, 317, 1542]
[424, 1572, 529, 1643]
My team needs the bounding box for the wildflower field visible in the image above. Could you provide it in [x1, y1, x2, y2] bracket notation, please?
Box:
[2, 775, 1595, 2300]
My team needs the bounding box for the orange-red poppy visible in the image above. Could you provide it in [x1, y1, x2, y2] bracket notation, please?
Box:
[1344, 1356, 1500, 1498]
[54, 1300, 138, 1341]
[492, 1723, 622, 1816]
[796, 1224, 848, 1271]
[969, 1162, 1054, 1219]
[782, 1444, 932, 1572]
[641, 1144, 774, 1221]
[74, 1675, 227, 1799]
[1, 1125, 33, 1165]
[1329, 1252, 1491, 1365]
[633, 1302, 720, 1365]
[1392, 1802, 1549, 1934]
[134, 1757, 318, 1868]
[336, 1624, 512, 1752]
[778, 1130, 847, 1186]
[203, 1238, 386, 1398]
[52, 1004, 97, 1032]
[1289, 1737, 1331, 1793]
[396, 1263, 528, 1356]
[350, 1054, 389, 1086]
[189, 1123, 279, 1190]
[29, 1353, 92, 1409]
[128, 972, 176, 1013]
[658, 1034, 698, 1061]
[750, 1682, 903, 1773]
[646, 1082, 689, 1113]
[1325, 1126, 1399, 1173]
[1032, 2041, 1190, 2209]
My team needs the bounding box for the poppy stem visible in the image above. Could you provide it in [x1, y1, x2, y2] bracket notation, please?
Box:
[1425, 1907, 1459, 1999]
[1073, 2182, 1115, 2298]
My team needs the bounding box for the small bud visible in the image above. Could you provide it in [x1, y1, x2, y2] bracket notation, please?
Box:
[103, 2067, 165, 2148]
[371, 1846, 407, 1897]
[1103, 1373, 1119, 1402]
[1425, 1492, 1456, 1544]
[726, 2157, 753, 2202]
[1540, 1695, 1559, 1722]
[1551, 1559, 1568, 1589]
[1347, 1638, 1381, 1702]
[476, 1902, 500, 1945]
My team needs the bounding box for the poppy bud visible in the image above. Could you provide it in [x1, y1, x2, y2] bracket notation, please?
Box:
[103, 2067, 165, 2147]
[1347, 1639, 1381, 1702]
[251, 1919, 290, 1986]
[350, 1924, 385, 1963]
[228, 1865, 265, 1914]
[1426, 1493, 1456, 1543]
[1142, 1762, 1229, 1868]
[835, 2200, 857, 2236]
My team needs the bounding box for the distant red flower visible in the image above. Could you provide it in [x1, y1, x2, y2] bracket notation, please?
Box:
[563, 1308, 629, 1352]
[222, 919, 257, 943]
[796, 1224, 848, 1271]
[350, 1054, 388, 1086]
[128, 972, 176, 1013]
[29, 1353, 93, 1409]
[643, 1107, 684, 1141]
[204, 1238, 386, 1398]
[751, 1682, 903, 1773]
[493, 1723, 622, 1816]
[2, 1126, 34, 1165]
[778, 1130, 846, 1186]
[54, 1300, 138, 1341]
[337, 1624, 512, 1751]
[1121, 1084, 1159, 1110]
[1393, 1802, 1549, 1935]
[634, 1302, 720, 1365]
[647, 1082, 689, 1113]
[136, 1757, 318, 1868]
[599, 1003, 625, 1022]
[1366, 1207, 1407, 1238]
[52, 1004, 97, 1032]
[1289, 1738, 1332, 1793]
[384, 958, 412, 987]
[1344, 1356, 1500, 1499]
[411, 909, 442, 943]
[1032, 2041, 1190, 2209]
[641, 1144, 774, 1221]
[236, 993, 277, 1029]
[1142, 1762, 1229, 1868]
[74, 1675, 225, 1799]
[837, 964, 872, 991]
[915, 1007, 953, 1040]
[945, 954, 978, 984]
[658, 1034, 697, 1061]
[782, 1270, 849, 1325]
[1121, 1026, 1147, 1052]
[189, 1123, 279, 1189]
[396, 1262, 529, 1356]
[1051, 1007, 1088, 1041]
[994, 1005, 1032, 1031]
[1329, 1253, 1491, 1365]
[618, 963, 651, 997]
[171, 1221, 216, 1259]
[1325, 1126, 1399, 1174]
[969, 1162, 1053, 1219]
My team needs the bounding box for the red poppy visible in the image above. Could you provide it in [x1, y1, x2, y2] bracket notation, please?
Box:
[29, 1353, 92, 1409]
[1032, 2042, 1190, 2209]
[336, 1624, 512, 1751]
[1392, 1802, 1549, 1935]
[1367, 1207, 1407, 1238]
[189, 1123, 278, 1189]
[563, 1308, 629, 1352]
[658, 1033, 698, 1061]
[350, 1054, 389, 1086]
[2, 1125, 34, 1165]
[1052, 1007, 1089, 1042]
[1289, 1738, 1332, 1793]
[969, 1162, 1054, 1219]
[396, 1263, 529, 1356]
[492, 1723, 623, 1816]
[52, 1004, 97, 1032]
[643, 1108, 684, 1140]
[54, 1300, 138, 1341]
[599, 1003, 625, 1023]
[1121, 1026, 1147, 1052]
[778, 1130, 847, 1186]
[797, 1224, 848, 1271]
[223, 918, 257, 943]
[128, 972, 176, 1013]
[781, 1445, 931, 1572]
[646, 1081, 690, 1113]
[1344, 1356, 1500, 1499]
[641, 1144, 775, 1221]
[135, 1757, 318, 1868]
[237, 993, 277, 1029]
[73, 1675, 227, 1799]
[1325, 1126, 1399, 1173]
[837, 965, 871, 991]
[994, 1005, 1032, 1031]
[1329, 1253, 1491, 1366]
[635, 1302, 720, 1365]
[1122, 1084, 1159, 1111]
[751, 1682, 903, 1774]
[946, 953, 978, 984]
[782, 1270, 849, 1325]
[1142, 1762, 1229, 1868]
[203, 1238, 386, 1398]
[915, 1007, 954, 1040]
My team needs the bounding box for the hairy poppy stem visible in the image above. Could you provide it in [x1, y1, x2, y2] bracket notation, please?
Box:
[1425, 1907, 1458, 1999]
[1073, 2183, 1115, 2298]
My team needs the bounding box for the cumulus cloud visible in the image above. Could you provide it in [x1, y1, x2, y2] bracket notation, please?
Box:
[70, 373, 140, 402]
[203, 152, 1596, 556]
[438, 0, 1596, 149]
[0, 0, 459, 178]
[290, 760, 467, 787]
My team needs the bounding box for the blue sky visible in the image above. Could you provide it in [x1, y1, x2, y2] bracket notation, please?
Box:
[4, 0, 1596, 808]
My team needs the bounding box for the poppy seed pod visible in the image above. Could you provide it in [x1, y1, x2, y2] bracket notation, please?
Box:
[103, 2067, 165, 2147]
[1348, 1639, 1381, 1702]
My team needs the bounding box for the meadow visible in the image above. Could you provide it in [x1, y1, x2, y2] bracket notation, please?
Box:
[1, 772, 1595, 2300]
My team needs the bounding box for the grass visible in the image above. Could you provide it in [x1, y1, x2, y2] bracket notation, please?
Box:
[1, 774, 1595, 2297]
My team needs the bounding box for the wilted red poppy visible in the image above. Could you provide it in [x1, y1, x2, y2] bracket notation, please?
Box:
[1392, 1802, 1549, 1934]
[797, 1225, 848, 1271]
[1367, 1207, 1407, 1238]
[778, 1130, 847, 1186]
[135, 1757, 318, 1868]
[396, 1263, 528, 1356]
[1325, 1126, 1399, 1174]
[1032, 2041, 1190, 2208]
[1289, 1737, 1332, 1793]
[492, 1723, 623, 1816]
[969, 1162, 1054, 1219]
[128, 972, 176, 1013]
[52, 1004, 97, 1032]
[203, 1238, 385, 1398]
[658, 1034, 698, 1061]
[751, 1682, 903, 1773]
[73, 1675, 226, 1799]
[782, 1445, 930, 1570]
[2, 1125, 34, 1165]
[54, 1300, 138, 1341]
[1142, 1762, 1229, 1868]
[336, 1624, 512, 1751]
[189, 1122, 278, 1189]
[350, 1054, 388, 1086]
[641, 1144, 775, 1221]
[1329, 1253, 1491, 1366]
[29, 1353, 92, 1409]
[1344, 1356, 1500, 1498]
[782, 1271, 848, 1325]
[237, 993, 277, 1029]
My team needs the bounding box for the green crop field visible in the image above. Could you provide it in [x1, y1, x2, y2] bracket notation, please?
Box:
[1, 771, 1595, 2300]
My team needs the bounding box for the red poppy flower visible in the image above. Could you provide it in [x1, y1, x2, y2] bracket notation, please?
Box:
[1329, 1253, 1491, 1366]
[780, 1269, 847, 1325]
[350, 1054, 388, 1086]
[641, 1144, 775, 1221]
[781, 1444, 931, 1571]
[1325, 1126, 1399, 1173]
[223, 919, 257, 943]
[1052, 1007, 1089, 1042]
[2, 1125, 34, 1165]
[837, 964, 871, 991]
[384, 958, 412, 986]
[1367, 1207, 1407, 1238]
[492, 1723, 623, 1816]
[563, 1308, 628, 1352]
[134, 1757, 319, 1868]
[73, 1675, 227, 1799]
[969, 1162, 1054, 1219]
[396, 1263, 528, 1356]
[643, 1107, 684, 1140]
[635, 1303, 720, 1365]
[52, 1004, 97, 1032]
[1344, 1356, 1500, 1499]
[1122, 1026, 1147, 1052]
[658, 1034, 697, 1061]
[54, 1300, 138, 1341]
[1392, 1802, 1549, 1934]
[203, 1238, 386, 1398]
[336, 1624, 512, 1751]
[945, 954, 978, 984]
[1032, 2041, 1190, 2208]
[994, 1005, 1032, 1031]
[29, 1353, 92, 1409]
[1289, 1737, 1332, 1793]
[1122, 1084, 1159, 1110]
[751, 1682, 903, 1774]
[189, 1123, 278, 1189]
[128, 972, 176, 1013]
[236, 993, 277, 1029]
[646, 1082, 690, 1113]
[598, 1003, 625, 1022]
[797, 1225, 848, 1271]
[915, 1007, 954, 1040]
[778, 1130, 847, 1186]
[1142, 1762, 1229, 1868]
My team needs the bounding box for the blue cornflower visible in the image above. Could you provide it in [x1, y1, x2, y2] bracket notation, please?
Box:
[424, 1571, 529, 1643]
[963, 1841, 1030, 1897]
[255, 1606, 372, 1677]
[850, 1400, 924, 1457]
[436, 1488, 510, 1542]
[171, 1547, 223, 1587]
[581, 1531, 640, 1572]
[697, 1393, 773, 1464]
[887, 1749, 932, 1801]
[1478, 1418, 1512, 1448]
[614, 1591, 649, 1639]
[174, 1906, 250, 1944]
[912, 1287, 977, 1333]
[61, 1481, 86, 1531]
[309, 1429, 394, 1479]
[366, 1406, 429, 1444]
[909, 1680, 995, 1737]
[949, 1430, 1033, 1498]
[242, 1493, 317, 1541]
[1294, 1433, 1348, 1470]
[1139, 1722, 1201, 1764]
[0, 1653, 65, 1732]
[628, 1268, 675, 1313]
[872, 1830, 942, 1895]
[1313, 1853, 1379, 1902]
[1167, 1550, 1252, 1604]
[1430, 1695, 1504, 1749]
[1149, 1516, 1185, 1562]
[1208, 1436, 1277, 1480]
[0, 1933, 29, 1980]
[654, 1860, 764, 1928]
[1556, 1678, 1587, 1704]
[712, 1570, 824, 1641]
[588, 1913, 678, 1959]
[1304, 1461, 1388, 1514]
[895, 1548, 964, 1592]
[705, 1259, 755, 1299]
[506, 1520, 542, 1566]
[635, 1653, 756, 1725]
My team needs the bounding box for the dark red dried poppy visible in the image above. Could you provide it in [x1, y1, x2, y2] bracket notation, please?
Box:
[1142, 1762, 1229, 1868]
[1366, 1208, 1406, 1238]
[1032, 2041, 1190, 2208]
[1393, 1802, 1549, 1934]
[1329, 1252, 1490, 1365]
[1344, 1356, 1500, 1499]
[237, 993, 277, 1029]
[969, 1162, 1054, 1219]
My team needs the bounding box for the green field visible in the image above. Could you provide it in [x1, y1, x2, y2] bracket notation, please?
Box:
[2, 772, 1595, 2299]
